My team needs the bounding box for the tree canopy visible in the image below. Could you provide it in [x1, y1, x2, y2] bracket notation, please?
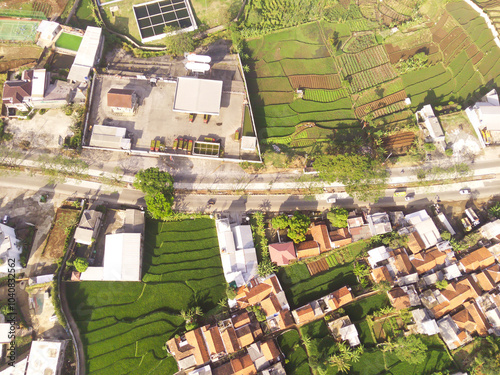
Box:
[134, 168, 174, 220]
[327, 207, 348, 228]
[74, 257, 89, 273]
[384, 335, 427, 365]
[163, 26, 195, 56]
[271, 211, 311, 243]
[313, 153, 388, 202]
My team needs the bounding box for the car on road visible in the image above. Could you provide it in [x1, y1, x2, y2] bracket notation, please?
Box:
[207, 199, 216, 206]
[326, 196, 337, 203]
[459, 188, 472, 195]
[405, 193, 415, 201]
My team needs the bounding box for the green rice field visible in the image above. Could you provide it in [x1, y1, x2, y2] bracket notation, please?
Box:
[65, 218, 226, 374]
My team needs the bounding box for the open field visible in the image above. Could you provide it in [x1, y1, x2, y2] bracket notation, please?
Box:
[277, 330, 310, 375]
[0, 43, 42, 72]
[66, 218, 226, 374]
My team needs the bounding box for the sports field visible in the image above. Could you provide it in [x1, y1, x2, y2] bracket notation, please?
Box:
[0, 19, 39, 42]
[65, 218, 226, 374]
[55, 32, 83, 51]
[245, 0, 500, 150]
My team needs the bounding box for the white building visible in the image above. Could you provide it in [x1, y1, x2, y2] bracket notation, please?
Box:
[215, 219, 258, 288]
[411, 308, 439, 335]
[416, 105, 445, 142]
[366, 212, 392, 236]
[25, 340, 64, 375]
[89, 125, 131, 150]
[74, 209, 103, 245]
[36, 20, 61, 46]
[405, 210, 441, 249]
[0, 223, 23, 274]
[67, 26, 103, 83]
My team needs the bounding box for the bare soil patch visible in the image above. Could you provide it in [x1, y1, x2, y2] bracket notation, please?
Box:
[42, 208, 79, 259]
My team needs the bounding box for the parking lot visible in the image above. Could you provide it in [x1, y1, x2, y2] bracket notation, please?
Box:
[86, 72, 248, 159]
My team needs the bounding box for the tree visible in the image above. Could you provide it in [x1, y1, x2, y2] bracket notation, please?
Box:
[258, 259, 277, 277]
[163, 25, 194, 56]
[313, 153, 388, 202]
[383, 335, 427, 365]
[435, 280, 448, 290]
[327, 207, 348, 228]
[329, 354, 351, 373]
[134, 168, 174, 220]
[271, 214, 289, 230]
[73, 257, 89, 273]
[353, 263, 371, 279]
[226, 284, 237, 299]
[440, 231, 452, 241]
[489, 202, 500, 219]
[372, 280, 391, 293]
[287, 212, 311, 244]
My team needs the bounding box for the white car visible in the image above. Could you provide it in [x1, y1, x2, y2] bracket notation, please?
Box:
[459, 188, 471, 195]
[327, 196, 337, 203]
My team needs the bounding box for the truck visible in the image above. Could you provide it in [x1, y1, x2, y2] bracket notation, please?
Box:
[173, 138, 178, 150]
[178, 138, 184, 150]
[150, 140, 155, 151]
[155, 140, 160, 152]
[462, 217, 472, 232]
[465, 208, 480, 227]
[394, 190, 406, 197]
[183, 138, 189, 151]
[187, 140, 193, 155]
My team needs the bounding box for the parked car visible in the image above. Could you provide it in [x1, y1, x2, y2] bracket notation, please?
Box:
[459, 188, 471, 195]
[405, 193, 415, 201]
[2, 215, 9, 224]
[326, 196, 337, 203]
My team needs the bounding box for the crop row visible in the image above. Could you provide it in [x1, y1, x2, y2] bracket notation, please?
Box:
[354, 90, 407, 118]
[339, 45, 389, 76]
[349, 63, 398, 92]
[303, 88, 348, 102]
[371, 101, 408, 119]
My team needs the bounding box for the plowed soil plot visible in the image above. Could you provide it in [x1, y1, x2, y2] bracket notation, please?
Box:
[385, 43, 439, 63]
[441, 30, 468, 63]
[289, 74, 342, 89]
[355, 90, 407, 117]
[307, 258, 330, 276]
[382, 131, 415, 154]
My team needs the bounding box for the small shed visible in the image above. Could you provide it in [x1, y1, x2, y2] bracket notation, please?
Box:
[107, 88, 138, 114]
[36, 20, 61, 44]
[89, 125, 131, 150]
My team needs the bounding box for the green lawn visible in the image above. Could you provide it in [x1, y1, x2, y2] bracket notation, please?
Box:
[343, 293, 390, 321]
[55, 33, 83, 51]
[277, 330, 310, 375]
[65, 218, 226, 375]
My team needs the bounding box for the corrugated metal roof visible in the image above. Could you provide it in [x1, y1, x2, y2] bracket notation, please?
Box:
[103, 233, 142, 281]
[173, 77, 223, 115]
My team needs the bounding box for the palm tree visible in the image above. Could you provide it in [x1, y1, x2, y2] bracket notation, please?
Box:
[180, 309, 194, 323]
[218, 298, 228, 310]
[194, 306, 203, 317]
[329, 354, 351, 373]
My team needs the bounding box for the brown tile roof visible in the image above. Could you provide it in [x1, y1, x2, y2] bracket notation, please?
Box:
[246, 283, 273, 305]
[410, 246, 447, 274]
[329, 227, 352, 247]
[278, 309, 294, 329]
[204, 326, 225, 357]
[262, 340, 280, 361]
[328, 286, 354, 310]
[460, 247, 495, 273]
[296, 241, 321, 259]
[388, 287, 411, 310]
[2, 80, 32, 104]
[347, 217, 364, 228]
[235, 324, 255, 348]
[269, 242, 297, 266]
[311, 223, 332, 253]
[107, 88, 135, 108]
[213, 362, 234, 375]
[295, 304, 315, 323]
[262, 275, 283, 294]
[407, 231, 426, 254]
[220, 326, 240, 354]
[261, 294, 282, 317]
[167, 327, 211, 367]
[476, 264, 500, 292]
[231, 354, 257, 375]
[232, 311, 251, 329]
[371, 266, 394, 284]
[452, 301, 489, 336]
[390, 247, 415, 275]
[431, 276, 482, 318]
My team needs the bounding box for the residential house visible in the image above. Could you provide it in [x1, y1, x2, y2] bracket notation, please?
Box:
[216, 219, 258, 288]
[480, 219, 500, 240]
[311, 223, 332, 253]
[247, 340, 282, 372]
[410, 246, 450, 275]
[296, 240, 320, 260]
[466, 89, 500, 144]
[389, 211, 406, 228]
[416, 104, 445, 142]
[437, 315, 472, 350]
[411, 308, 440, 336]
[405, 210, 442, 250]
[368, 246, 418, 286]
[292, 304, 316, 324]
[268, 242, 296, 266]
[168, 329, 212, 371]
[107, 88, 138, 114]
[328, 315, 360, 347]
[367, 212, 392, 236]
[0, 223, 23, 274]
[430, 276, 482, 318]
[188, 365, 212, 375]
[204, 325, 226, 361]
[451, 301, 489, 337]
[347, 216, 372, 242]
[260, 362, 286, 375]
[371, 266, 394, 285]
[476, 293, 500, 336]
[476, 264, 500, 292]
[459, 247, 496, 273]
[74, 209, 102, 245]
[329, 227, 352, 248]
[388, 286, 420, 310]
[213, 354, 257, 375]
[25, 340, 65, 375]
[326, 286, 354, 311]
[2, 70, 32, 111]
[407, 231, 426, 254]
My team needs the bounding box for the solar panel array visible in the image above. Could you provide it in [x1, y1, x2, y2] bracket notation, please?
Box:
[133, 0, 193, 40]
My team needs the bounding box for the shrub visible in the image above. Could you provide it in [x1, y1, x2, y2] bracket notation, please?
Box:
[424, 143, 436, 151]
[73, 257, 89, 272]
[445, 148, 453, 156]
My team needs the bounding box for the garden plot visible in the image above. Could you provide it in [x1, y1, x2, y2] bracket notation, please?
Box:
[339, 45, 390, 76]
[349, 63, 398, 92]
[66, 218, 225, 374]
[354, 90, 407, 118]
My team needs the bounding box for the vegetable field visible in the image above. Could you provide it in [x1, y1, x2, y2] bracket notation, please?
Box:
[65, 218, 225, 375]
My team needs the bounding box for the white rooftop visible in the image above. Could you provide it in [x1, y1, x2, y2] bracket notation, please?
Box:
[0, 358, 28, 375]
[367, 246, 390, 268]
[67, 26, 102, 82]
[0, 223, 22, 273]
[405, 210, 441, 249]
[173, 77, 223, 116]
[0, 322, 10, 344]
[339, 324, 360, 347]
[31, 69, 46, 99]
[477, 105, 500, 131]
[241, 136, 257, 151]
[103, 233, 142, 281]
[90, 125, 131, 150]
[25, 340, 62, 375]
[36, 20, 60, 40]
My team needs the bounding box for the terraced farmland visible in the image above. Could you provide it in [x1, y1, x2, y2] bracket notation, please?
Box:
[66, 218, 225, 375]
[245, 0, 500, 149]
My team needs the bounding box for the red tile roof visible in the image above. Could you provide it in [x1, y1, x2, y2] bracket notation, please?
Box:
[460, 247, 495, 273]
[296, 240, 320, 259]
[311, 223, 332, 253]
[2, 80, 31, 104]
[328, 286, 353, 310]
[107, 88, 135, 108]
[388, 287, 411, 310]
[261, 294, 282, 317]
[410, 246, 447, 274]
[269, 242, 296, 266]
